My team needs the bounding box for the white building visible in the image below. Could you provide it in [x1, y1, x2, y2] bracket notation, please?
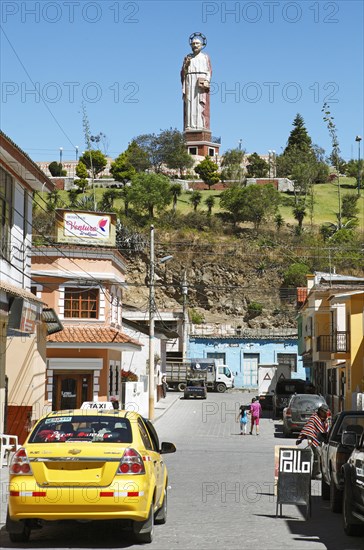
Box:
[0, 131, 55, 437]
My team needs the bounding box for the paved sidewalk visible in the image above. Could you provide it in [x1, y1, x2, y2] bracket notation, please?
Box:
[154, 391, 180, 422]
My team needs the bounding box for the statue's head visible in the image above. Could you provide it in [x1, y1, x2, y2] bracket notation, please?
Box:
[189, 32, 207, 53]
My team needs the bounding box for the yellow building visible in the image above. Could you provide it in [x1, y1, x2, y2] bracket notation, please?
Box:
[298, 272, 364, 413]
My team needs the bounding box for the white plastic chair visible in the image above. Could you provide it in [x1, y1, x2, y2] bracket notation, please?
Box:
[0, 434, 19, 468]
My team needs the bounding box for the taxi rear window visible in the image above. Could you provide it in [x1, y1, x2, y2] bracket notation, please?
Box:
[28, 415, 133, 444]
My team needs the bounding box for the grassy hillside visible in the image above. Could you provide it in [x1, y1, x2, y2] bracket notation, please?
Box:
[44, 176, 364, 230]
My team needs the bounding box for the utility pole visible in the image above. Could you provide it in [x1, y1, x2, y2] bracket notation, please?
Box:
[148, 225, 155, 420]
[181, 269, 188, 360]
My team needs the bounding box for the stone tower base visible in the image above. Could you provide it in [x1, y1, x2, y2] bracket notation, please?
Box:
[184, 130, 220, 158]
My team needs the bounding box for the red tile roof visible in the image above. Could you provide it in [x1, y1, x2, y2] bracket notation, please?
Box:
[47, 325, 140, 347]
[297, 287, 308, 304]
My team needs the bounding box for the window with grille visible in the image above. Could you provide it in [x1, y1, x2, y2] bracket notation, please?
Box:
[277, 353, 297, 372]
[64, 288, 99, 318]
[0, 167, 13, 262]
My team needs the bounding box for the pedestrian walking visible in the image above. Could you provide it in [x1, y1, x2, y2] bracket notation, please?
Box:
[296, 403, 330, 479]
[237, 405, 248, 435]
[249, 397, 262, 435]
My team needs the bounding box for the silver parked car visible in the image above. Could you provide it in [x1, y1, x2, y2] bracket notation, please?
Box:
[282, 393, 330, 437]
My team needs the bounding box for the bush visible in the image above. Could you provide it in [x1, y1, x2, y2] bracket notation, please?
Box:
[247, 302, 263, 314]
[283, 262, 311, 287]
[189, 308, 205, 324]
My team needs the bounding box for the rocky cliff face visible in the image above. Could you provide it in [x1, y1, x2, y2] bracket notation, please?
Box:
[122, 241, 297, 329]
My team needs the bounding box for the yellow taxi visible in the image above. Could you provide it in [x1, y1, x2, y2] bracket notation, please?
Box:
[6, 404, 176, 544]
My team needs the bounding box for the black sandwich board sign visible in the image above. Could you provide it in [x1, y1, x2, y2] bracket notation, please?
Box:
[276, 447, 311, 518]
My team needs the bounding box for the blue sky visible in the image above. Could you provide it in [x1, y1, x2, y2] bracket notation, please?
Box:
[1, 0, 363, 162]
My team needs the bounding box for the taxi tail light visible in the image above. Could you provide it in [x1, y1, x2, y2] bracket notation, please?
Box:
[285, 407, 292, 417]
[117, 448, 145, 475]
[10, 448, 33, 476]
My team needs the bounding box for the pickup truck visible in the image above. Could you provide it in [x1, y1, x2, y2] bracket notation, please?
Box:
[342, 430, 364, 536]
[321, 410, 364, 513]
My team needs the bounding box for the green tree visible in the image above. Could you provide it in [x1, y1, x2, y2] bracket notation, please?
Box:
[345, 159, 364, 186]
[76, 161, 88, 179]
[74, 161, 89, 192]
[205, 195, 215, 216]
[120, 185, 132, 217]
[194, 156, 220, 189]
[125, 140, 151, 172]
[170, 183, 182, 212]
[110, 152, 136, 185]
[129, 173, 172, 218]
[239, 184, 280, 230]
[274, 213, 284, 232]
[221, 148, 245, 182]
[48, 161, 66, 176]
[68, 188, 80, 207]
[158, 128, 194, 176]
[46, 189, 62, 212]
[292, 202, 307, 232]
[189, 190, 202, 211]
[98, 189, 120, 212]
[79, 149, 107, 179]
[246, 153, 269, 178]
[283, 262, 310, 287]
[220, 185, 246, 226]
[284, 113, 313, 155]
[341, 194, 359, 220]
[133, 133, 164, 172]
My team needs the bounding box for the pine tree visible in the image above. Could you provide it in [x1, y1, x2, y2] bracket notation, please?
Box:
[284, 114, 313, 155]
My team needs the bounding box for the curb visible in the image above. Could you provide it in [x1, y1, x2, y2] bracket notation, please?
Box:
[153, 394, 180, 423]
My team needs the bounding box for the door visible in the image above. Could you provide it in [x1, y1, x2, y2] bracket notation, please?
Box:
[54, 373, 92, 410]
[243, 354, 259, 388]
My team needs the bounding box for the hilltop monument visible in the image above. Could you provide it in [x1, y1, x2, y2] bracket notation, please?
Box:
[181, 33, 220, 158]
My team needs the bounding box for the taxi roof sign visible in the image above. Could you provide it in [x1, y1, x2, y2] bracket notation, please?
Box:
[81, 401, 115, 410]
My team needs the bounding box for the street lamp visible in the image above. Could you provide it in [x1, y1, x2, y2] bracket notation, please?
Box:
[272, 150, 276, 177]
[238, 139, 242, 151]
[59, 147, 63, 168]
[75, 146, 79, 161]
[148, 228, 173, 420]
[356, 135, 362, 195]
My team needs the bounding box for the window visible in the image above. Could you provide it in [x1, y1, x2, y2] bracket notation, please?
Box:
[189, 147, 197, 155]
[277, 353, 297, 372]
[138, 418, 152, 450]
[208, 148, 215, 157]
[0, 167, 13, 261]
[207, 352, 226, 364]
[64, 287, 99, 318]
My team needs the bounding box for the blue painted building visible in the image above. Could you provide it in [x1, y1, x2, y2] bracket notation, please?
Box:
[188, 334, 305, 389]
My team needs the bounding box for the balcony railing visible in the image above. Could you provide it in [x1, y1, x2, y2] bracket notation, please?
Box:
[316, 332, 350, 353]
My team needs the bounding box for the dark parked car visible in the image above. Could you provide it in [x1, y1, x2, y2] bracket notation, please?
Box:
[282, 394, 330, 437]
[272, 378, 314, 418]
[184, 378, 207, 399]
[321, 411, 364, 513]
[342, 430, 364, 536]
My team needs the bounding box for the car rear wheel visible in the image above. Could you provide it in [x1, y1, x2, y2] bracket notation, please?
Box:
[330, 477, 343, 513]
[155, 488, 167, 525]
[133, 504, 154, 543]
[343, 478, 364, 536]
[321, 477, 330, 500]
[282, 424, 290, 438]
[7, 517, 31, 543]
